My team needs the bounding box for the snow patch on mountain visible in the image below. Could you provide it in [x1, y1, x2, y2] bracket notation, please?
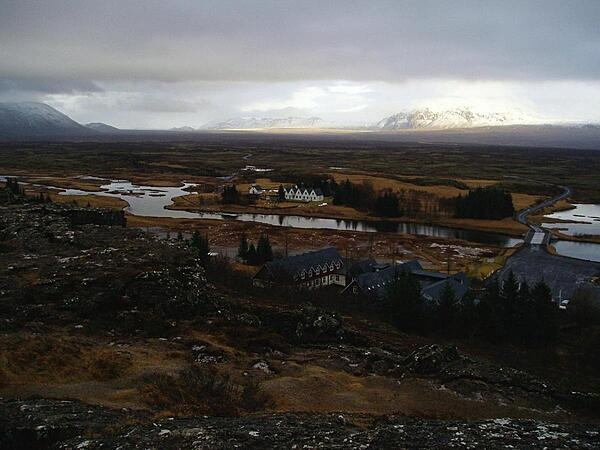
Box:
[169, 126, 196, 132]
[201, 116, 325, 130]
[377, 107, 539, 130]
[0, 102, 92, 137]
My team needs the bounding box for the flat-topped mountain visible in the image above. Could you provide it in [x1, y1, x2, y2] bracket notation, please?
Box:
[201, 116, 325, 130]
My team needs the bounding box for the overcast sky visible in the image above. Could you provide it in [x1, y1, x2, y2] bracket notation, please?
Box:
[1, 0, 599, 128]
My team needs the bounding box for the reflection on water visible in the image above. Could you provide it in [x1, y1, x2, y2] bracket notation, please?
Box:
[1, 176, 524, 247]
[543, 204, 600, 236]
[553, 240, 600, 263]
[49, 179, 523, 247]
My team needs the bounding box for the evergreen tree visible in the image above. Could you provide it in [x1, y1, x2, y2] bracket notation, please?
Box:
[455, 187, 514, 219]
[246, 242, 258, 265]
[386, 270, 423, 332]
[530, 281, 559, 343]
[190, 231, 210, 263]
[256, 233, 273, 264]
[278, 185, 285, 201]
[238, 232, 249, 260]
[221, 185, 241, 204]
[436, 282, 457, 336]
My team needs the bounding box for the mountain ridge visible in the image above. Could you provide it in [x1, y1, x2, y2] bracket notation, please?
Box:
[85, 122, 120, 133]
[0, 102, 93, 138]
[201, 116, 325, 130]
[376, 107, 537, 130]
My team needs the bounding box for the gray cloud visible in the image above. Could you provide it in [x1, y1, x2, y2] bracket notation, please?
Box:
[1, 0, 599, 85]
[0, 77, 103, 97]
[2, 1, 600, 127]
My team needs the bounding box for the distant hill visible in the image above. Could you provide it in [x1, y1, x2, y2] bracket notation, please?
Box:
[0, 102, 93, 138]
[85, 122, 120, 133]
[169, 126, 196, 132]
[201, 116, 325, 130]
[369, 124, 600, 150]
[377, 107, 536, 130]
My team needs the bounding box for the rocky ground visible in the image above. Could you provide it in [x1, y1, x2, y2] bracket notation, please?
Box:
[1, 201, 599, 448]
[2, 398, 599, 449]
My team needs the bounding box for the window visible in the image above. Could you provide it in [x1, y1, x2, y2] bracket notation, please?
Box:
[315, 267, 320, 275]
[301, 270, 306, 280]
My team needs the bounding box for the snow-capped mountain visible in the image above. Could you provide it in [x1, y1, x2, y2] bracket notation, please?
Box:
[0, 102, 93, 138]
[376, 107, 536, 130]
[85, 122, 120, 133]
[201, 116, 325, 130]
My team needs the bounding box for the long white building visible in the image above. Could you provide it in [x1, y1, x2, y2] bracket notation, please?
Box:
[283, 186, 324, 202]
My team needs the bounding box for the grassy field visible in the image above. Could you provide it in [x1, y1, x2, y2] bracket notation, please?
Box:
[0, 136, 598, 201]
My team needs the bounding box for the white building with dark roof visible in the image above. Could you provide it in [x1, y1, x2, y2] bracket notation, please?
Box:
[248, 184, 266, 195]
[283, 186, 324, 202]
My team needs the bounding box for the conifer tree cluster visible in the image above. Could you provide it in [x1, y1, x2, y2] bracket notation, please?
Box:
[385, 269, 558, 345]
[455, 187, 514, 220]
[1, 178, 52, 204]
[237, 232, 273, 265]
[190, 230, 210, 264]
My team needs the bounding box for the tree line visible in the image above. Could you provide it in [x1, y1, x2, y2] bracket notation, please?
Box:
[1, 178, 52, 204]
[454, 187, 514, 220]
[227, 174, 515, 221]
[385, 270, 559, 345]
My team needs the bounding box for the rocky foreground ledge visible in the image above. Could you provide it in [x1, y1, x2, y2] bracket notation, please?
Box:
[1, 399, 599, 449]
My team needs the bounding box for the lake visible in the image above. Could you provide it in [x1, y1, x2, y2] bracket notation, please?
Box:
[552, 240, 600, 263]
[543, 204, 600, 237]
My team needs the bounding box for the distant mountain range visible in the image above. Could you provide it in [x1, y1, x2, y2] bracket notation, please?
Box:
[376, 107, 536, 130]
[1, 102, 599, 149]
[169, 126, 196, 132]
[200, 116, 325, 130]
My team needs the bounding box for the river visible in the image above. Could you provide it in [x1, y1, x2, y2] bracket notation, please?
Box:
[6, 175, 600, 260]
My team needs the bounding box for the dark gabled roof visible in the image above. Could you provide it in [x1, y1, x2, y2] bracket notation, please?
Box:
[399, 260, 423, 272]
[343, 260, 469, 302]
[313, 188, 323, 196]
[354, 265, 397, 297]
[421, 273, 469, 303]
[255, 247, 343, 282]
[347, 258, 377, 277]
[346, 260, 422, 299]
[411, 269, 448, 280]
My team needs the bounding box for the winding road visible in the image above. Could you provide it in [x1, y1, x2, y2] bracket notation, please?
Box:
[516, 185, 571, 243]
[517, 185, 571, 228]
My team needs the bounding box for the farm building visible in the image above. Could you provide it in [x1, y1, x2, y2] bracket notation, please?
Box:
[283, 185, 324, 202]
[248, 184, 266, 195]
[252, 247, 345, 289]
[342, 260, 469, 303]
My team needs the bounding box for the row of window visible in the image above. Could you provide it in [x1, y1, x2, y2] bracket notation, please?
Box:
[293, 261, 342, 281]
